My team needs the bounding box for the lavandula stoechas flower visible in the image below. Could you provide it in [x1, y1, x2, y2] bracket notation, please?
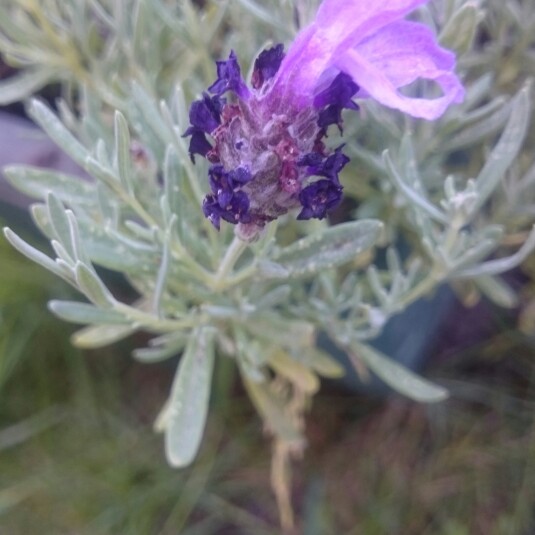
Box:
[184, 0, 464, 240]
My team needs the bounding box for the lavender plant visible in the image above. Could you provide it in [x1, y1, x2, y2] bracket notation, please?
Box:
[1, 0, 534, 528]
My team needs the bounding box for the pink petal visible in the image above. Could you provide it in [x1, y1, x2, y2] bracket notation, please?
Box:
[316, 0, 428, 41]
[274, 0, 429, 105]
[335, 21, 465, 119]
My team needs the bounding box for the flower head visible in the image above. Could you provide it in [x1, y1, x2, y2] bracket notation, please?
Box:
[184, 0, 464, 239]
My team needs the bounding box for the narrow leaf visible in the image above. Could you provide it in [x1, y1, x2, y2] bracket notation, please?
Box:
[474, 275, 518, 309]
[270, 220, 382, 279]
[114, 111, 134, 194]
[4, 166, 94, 206]
[164, 327, 216, 467]
[471, 84, 532, 215]
[3, 227, 72, 283]
[0, 69, 53, 105]
[26, 99, 88, 166]
[455, 225, 535, 278]
[74, 262, 116, 307]
[439, 3, 481, 54]
[351, 342, 448, 402]
[48, 300, 128, 324]
[71, 323, 136, 348]
[384, 151, 448, 223]
[46, 193, 74, 259]
[304, 347, 345, 379]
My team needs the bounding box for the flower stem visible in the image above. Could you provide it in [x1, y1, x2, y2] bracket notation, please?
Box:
[211, 236, 248, 290]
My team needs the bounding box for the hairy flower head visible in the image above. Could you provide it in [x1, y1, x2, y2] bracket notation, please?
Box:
[184, 0, 464, 240]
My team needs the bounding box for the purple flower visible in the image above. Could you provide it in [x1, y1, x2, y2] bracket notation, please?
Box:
[184, 0, 464, 237]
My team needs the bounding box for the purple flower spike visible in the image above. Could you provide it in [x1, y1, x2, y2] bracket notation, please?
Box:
[252, 44, 285, 89]
[208, 50, 250, 99]
[184, 0, 464, 235]
[297, 179, 343, 220]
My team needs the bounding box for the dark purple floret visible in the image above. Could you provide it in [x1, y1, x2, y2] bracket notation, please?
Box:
[208, 50, 250, 99]
[183, 127, 212, 162]
[228, 166, 252, 186]
[208, 165, 233, 206]
[299, 145, 349, 184]
[314, 146, 350, 182]
[252, 44, 285, 89]
[297, 179, 343, 220]
[297, 152, 324, 167]
[203, 190, 251, 230]
[188, 92, 225, 133]
[314, 72, 359, 131]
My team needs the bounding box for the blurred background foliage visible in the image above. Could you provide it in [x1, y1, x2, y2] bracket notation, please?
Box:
[0, 0, 535, 533]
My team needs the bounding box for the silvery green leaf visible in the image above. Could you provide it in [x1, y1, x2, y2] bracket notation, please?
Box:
[114, 111, 134, 195]
[46, 193, 75, 259]
[454, 225, 535, 278]
[74, 262, 116, 307]
[95, 139, 112, 168]
[245, 314, 315, 349]
[470, 84, 531, 215]
[384, 151, 448, 224]
[129, 82, 172, 155]
[51, 240, 75, 267]
[3, 166, 94, 206]
[0, 69, 53, 105]
[132, 332, 188, 363]
[270, 220, 382, 279]
[474, 275, 518, 309]
[164, 327, 216, 467]
[152, 222, 172, 315]
[301, 347, 345, 379]
[163, 145, 182, 216]
[451, 97, 507, 133]
[49, 300, 129, 324]
[84, 156, 120, 190]
[448, 237, 501, 274]
[350, 342, 448, 403]
[367, 266, 390, 308]
[30, 204, 54, 239]
[71, 323, 137, 349]
[439, 2, 482, 55]
[3, 227, 73, 284]
[66, 211, 91, 266]
[26, 99, 89, 167]
[254, 285, 292, 309]
[256, 260, 290, 279]
[442, 97, 512, 153]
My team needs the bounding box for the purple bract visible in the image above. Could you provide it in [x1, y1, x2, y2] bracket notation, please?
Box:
[184, 0, 464, 239]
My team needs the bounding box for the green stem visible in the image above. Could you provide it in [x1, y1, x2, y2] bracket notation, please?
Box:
[211, 236, 248, 290]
